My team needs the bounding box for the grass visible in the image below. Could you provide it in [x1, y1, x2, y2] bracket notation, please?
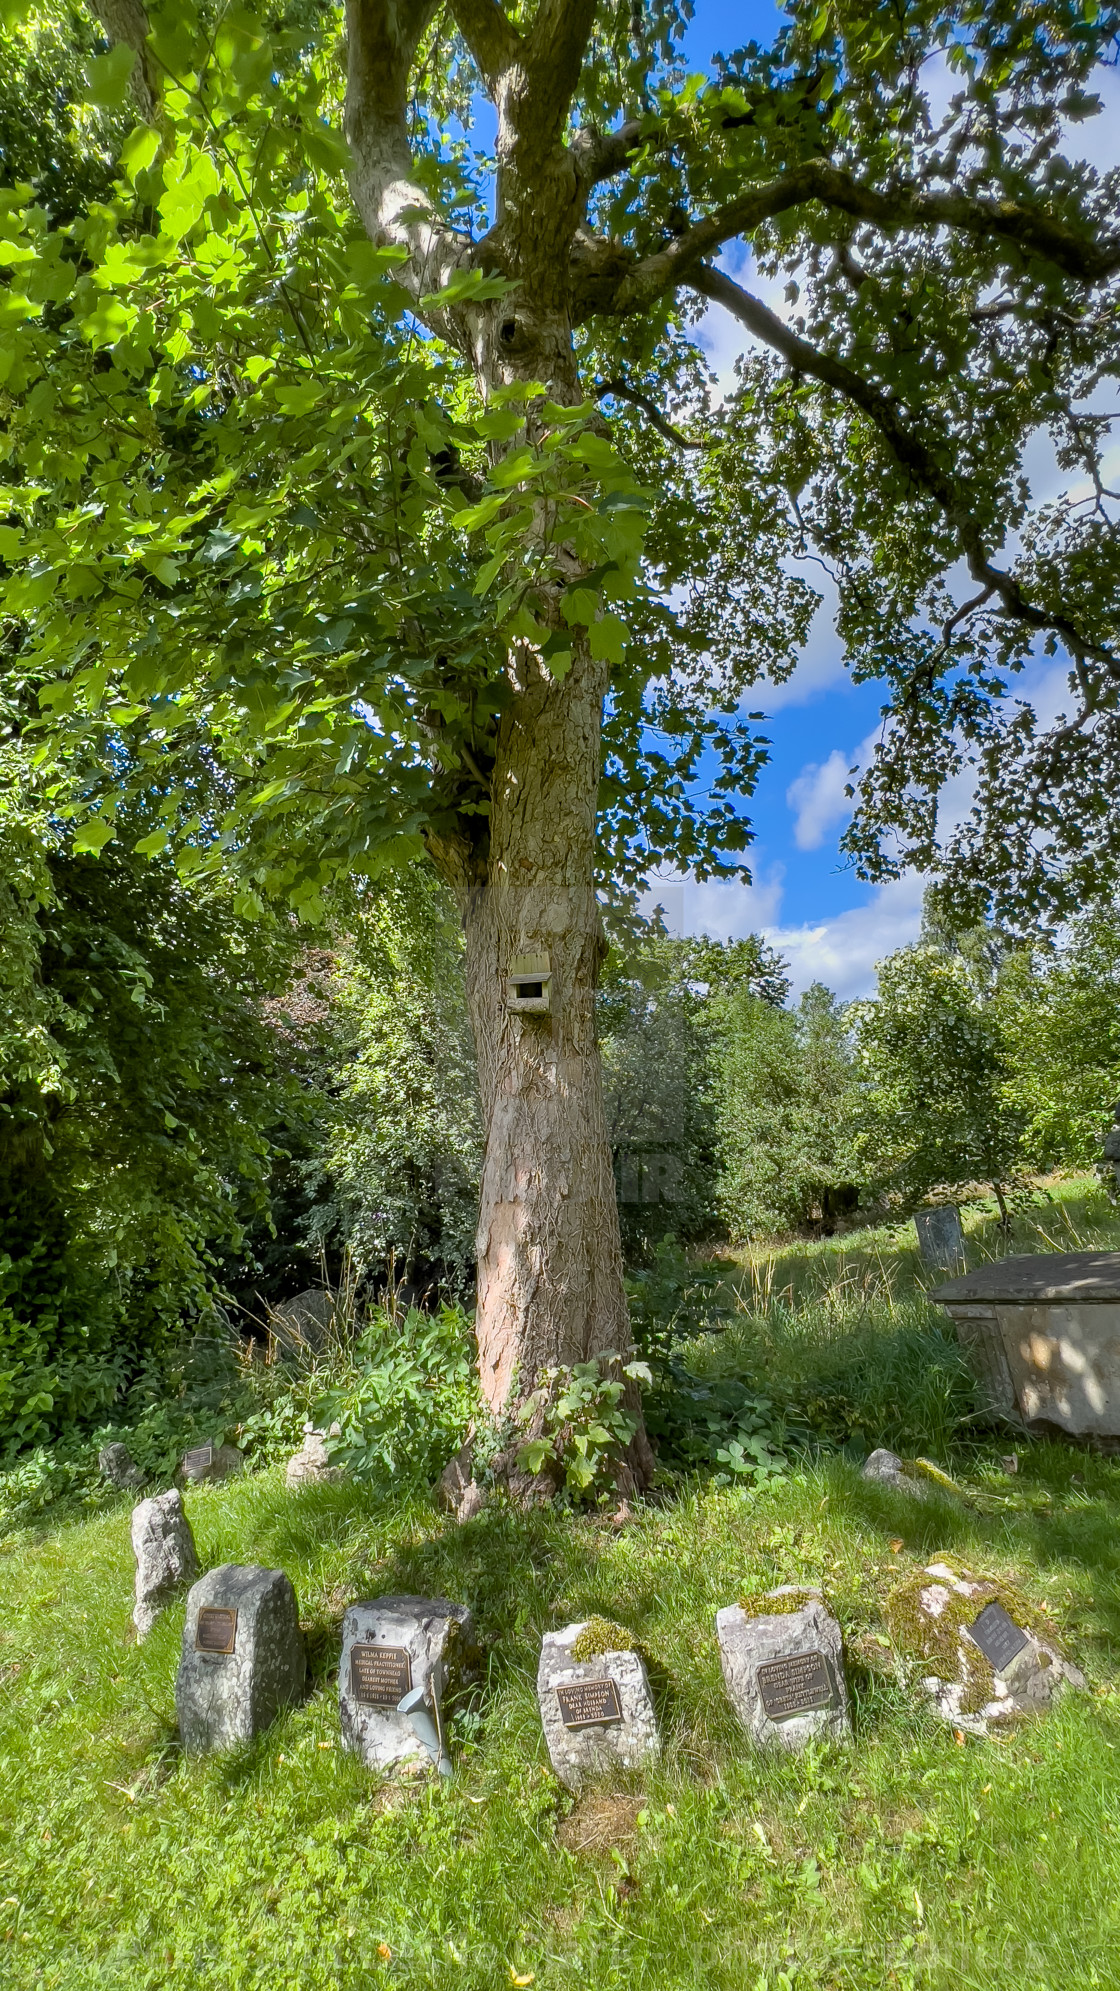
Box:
[684, 1176, 1120, 1460]
[3, 1175, 1120, 1990]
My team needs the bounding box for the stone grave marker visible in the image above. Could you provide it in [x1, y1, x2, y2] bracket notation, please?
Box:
[176, 1565, 305, 1752]
[179, 1439, 243, 1485]
[285, 1422, 345, 1488]
[100, 1442, 144, 1490]
[131, 1487, 199, 1638]
[537, 1618, 660, 1791]
[914, 1206, 967, 1275]
[717, 1587, 851, 1753]
[885, 1560, 1085, 1737]
[339, 1595, 478, 1776]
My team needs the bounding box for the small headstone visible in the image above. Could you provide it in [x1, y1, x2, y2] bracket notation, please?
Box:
[176, 1564, 305, 1751]
[131, 1487, 199, 1638]
[285, 1423, 345, 1488]
[885, 1560, 1085, 1737]
[179, 1440, 243, 1485]
[716, 1587, 851, 1753]
[100, 1442, 143, 1490]
[861, 1448, 933, 1500]
[914, 1206, 967, 1274]
[536, 1621, 660, 1791]
[339, 1595, 478, 1776]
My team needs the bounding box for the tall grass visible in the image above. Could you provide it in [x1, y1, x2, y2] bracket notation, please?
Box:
[686, 1176, 1120, 1459]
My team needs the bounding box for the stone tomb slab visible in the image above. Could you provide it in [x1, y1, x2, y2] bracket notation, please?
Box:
[537, 1623, 660, 1792]
[176, 1565, 305, 1752]
[339, 1595, 478, 1775]
[889, 1561, 1085, 1738]
[716, 1587, 851, 1753]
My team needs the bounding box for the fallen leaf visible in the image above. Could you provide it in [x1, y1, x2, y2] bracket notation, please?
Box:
[953, 1728, 966, 1745]
[510, 1972, 535, 1986]
[377, 1943, 392, 1960]
[890, 1538, 904, 1554]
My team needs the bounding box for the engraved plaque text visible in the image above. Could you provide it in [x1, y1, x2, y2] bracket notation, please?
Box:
[195, 1606, 238, 1655]
[555, 1678, 623, 1729]
[756, 1649, 835, 1720]
[349, 1642, 413, 1708]
[968, 1600, 1030, 1673]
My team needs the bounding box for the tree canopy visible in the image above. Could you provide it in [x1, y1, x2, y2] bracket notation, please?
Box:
[0, 0, 1116, 923]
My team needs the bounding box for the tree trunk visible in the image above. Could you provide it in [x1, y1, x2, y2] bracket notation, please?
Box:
[432, 613, 654, 1502]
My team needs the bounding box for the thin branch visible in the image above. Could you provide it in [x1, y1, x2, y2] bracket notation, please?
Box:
[692, 262, 1119, 674]
[596, 378, 704, 449]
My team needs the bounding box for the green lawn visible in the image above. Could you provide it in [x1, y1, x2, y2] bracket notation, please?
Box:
[3, 1438, 1120, 1990]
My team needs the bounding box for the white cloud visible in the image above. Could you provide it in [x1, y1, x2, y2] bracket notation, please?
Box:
[640, 866, 925, 1001]
[786, 748, 855, 850]
[766, 875, 927, 1001]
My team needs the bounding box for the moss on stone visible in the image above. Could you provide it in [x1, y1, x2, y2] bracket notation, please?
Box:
[738, 1586, 825, 1619]
[900, 1458, 969, 1500]
[885, 1560, 1056, 1716]
[570, 1616, 641, 1661]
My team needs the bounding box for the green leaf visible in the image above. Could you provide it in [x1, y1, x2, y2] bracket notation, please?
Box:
[417, 267, 518, 313]
[83, 43, 136, 110]
[588, 613, 629, 664]
[73, 818, 116, 855]
[120, 125, 161, 181]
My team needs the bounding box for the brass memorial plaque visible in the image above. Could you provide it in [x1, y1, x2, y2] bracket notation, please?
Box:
[195, 1606, 238, 1655]
[756, 1649, 835, 1721]
[555, 1678, 623, 1730]
[968, 1601, 1029, 1674]
[349, 1642, 413, 1708]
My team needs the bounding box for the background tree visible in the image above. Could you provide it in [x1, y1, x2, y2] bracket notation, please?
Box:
[713, 978, 861, 1238]
[997, 912, 1120, 1171]
[4, 0, 1119, 1486]
[851, 944, 1021, 1220]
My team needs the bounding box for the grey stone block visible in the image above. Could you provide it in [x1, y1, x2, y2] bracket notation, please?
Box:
[100, 1442, 143, 1490]
[285, 1425, 345, 1487]
[717, 1588, 851, 1753]
[914, 1206, 967, 1273]
[536, 1623, 661, 1792]
[860, 1448, 932, 1499]
[339, 1595, 478, 1775]
[176, 1565, 305, 1752]
[131, 1488, 199, 1638]
[179, 1440, 243, 1485]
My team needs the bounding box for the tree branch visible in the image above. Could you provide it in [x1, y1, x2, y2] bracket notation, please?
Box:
[447, 0, 523, 95]
[527, 0, 599, 135]
[610, 159, 1120, 314]
[692, 263, 1118, 673]
[597, 378, 704, 449]
[344, 0, 468, 308]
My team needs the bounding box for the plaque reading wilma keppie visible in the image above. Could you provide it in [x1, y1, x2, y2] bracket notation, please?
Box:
[756, 1649, 837, 1721]
[968, 1600, 1030, 1674]
[349, 1641, 413, 1708]
[555, 1678, 623, 1730]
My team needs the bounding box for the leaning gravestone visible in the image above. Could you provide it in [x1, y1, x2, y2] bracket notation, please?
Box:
[914, 1206, 967, 1275]
[339, 1595, 479, 1776]
[100, 1442, 144, 1490]
[717, 1587, 851, 1753]
[537, 1618, 660, 1791]
[886, 1560, 1085, 1737]
[176, 1565, 305, 1752]
[131, 1487, 199, 1637]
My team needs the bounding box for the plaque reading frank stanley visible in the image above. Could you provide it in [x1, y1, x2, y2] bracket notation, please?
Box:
[195, 1606, 238, 1655]
[555, 1678, 623, 1730]
[756, 1649, 835, 1721]
[349, 1641, 413, 1708]
[968, 1600, 1030, 1674]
